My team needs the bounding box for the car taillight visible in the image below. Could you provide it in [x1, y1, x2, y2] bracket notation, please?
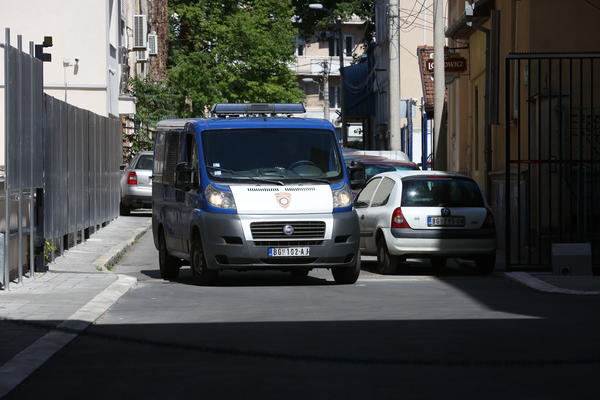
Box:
[127, 171, 137, 185]
[482, 208, 495, 229]
[391, 207, 411, 228]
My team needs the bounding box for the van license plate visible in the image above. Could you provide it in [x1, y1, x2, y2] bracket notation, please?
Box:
[427, 216, 465, 227]
[268, 247, 310, 257]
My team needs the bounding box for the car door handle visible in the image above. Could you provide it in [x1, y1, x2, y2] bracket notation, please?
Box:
[360, 215, 365, 220]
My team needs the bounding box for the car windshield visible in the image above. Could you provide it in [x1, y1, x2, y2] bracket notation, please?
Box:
[202, 128, 343, 182]
[135, 154, 153, 170]
[401, 178, 484, 207]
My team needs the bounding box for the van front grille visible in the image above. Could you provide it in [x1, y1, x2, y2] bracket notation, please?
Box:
[250, 221, 326, 239]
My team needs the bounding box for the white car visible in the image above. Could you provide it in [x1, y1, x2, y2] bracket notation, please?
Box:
[355, 171, 496, 274]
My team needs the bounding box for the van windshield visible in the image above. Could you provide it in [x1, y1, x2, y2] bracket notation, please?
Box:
[202, 128, 343, 183]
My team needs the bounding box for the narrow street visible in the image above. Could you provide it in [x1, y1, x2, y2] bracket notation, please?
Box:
[6, 216, 600, 399]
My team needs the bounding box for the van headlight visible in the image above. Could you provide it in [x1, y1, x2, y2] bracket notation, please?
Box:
[205, 184, 237, 209]
[332, 184, 352, 208]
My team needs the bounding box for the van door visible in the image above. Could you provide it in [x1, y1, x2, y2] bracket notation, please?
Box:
[177, 132, 201, 256]
[162, 131, 183, 253]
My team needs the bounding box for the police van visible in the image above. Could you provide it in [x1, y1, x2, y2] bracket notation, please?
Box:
[152, 103, 363, 284]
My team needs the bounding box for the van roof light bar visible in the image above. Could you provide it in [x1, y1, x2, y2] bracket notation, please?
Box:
[211, 103, 306, 115]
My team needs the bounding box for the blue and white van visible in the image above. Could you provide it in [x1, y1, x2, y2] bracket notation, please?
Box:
[151, 103, 363, 284]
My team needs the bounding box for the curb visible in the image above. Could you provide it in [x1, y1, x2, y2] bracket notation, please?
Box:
[92, 221, 152, 271]
[504, 272, 600, 295]
[0, 274, 137, 398]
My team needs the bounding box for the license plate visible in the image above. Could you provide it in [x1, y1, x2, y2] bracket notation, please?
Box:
[268, 247, 310, 257]
[427, 216, 465, 227]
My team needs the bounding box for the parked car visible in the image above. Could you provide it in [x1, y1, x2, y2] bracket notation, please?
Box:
[344, 156, 420, 197]
[151, 103, 363, 284]
[354, 170, 496, 274]
[120, 151, 153, 215]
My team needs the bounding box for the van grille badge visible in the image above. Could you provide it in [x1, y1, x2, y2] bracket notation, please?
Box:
[275, 192, 292, 208]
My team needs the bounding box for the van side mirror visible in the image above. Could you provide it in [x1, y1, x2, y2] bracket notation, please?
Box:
[348, 161, 366, 190]
[175, 162, 194, 191]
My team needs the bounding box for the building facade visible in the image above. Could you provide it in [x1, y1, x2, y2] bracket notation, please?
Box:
[445, 0, 600, 267]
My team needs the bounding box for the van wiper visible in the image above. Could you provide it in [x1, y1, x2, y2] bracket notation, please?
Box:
[206, 165, 284, 186]
[297, 177, 330, 184]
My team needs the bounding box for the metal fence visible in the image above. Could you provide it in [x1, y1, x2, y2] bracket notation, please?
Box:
[504, 53, 600, 270]
[1, 29, 121, 289]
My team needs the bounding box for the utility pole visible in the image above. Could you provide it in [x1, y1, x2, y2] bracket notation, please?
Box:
[433, 0, 445, 169]
[388, 0, 401, 150]
[336, 18, 347, 146]
[321, 60, 330, 122]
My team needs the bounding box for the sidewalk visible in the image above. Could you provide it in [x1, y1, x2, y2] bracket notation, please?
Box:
[504, 271, 600, 295]
[0, 214, 151, 397]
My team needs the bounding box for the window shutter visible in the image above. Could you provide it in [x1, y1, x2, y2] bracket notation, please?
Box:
[133, 14, 147, 49]
[148, 34, 158, 55]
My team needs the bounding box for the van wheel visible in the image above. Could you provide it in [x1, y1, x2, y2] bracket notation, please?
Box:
[332, 251, 361, 284]
[191, 235, 218, 285]
[158, 231, 180, 279]
[475, 253, 496, 275]
[376, 236, 398, 275]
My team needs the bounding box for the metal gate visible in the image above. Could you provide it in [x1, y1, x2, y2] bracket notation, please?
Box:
[504, 53, 600, 269]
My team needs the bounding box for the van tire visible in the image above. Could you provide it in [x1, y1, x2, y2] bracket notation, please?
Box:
[158, 230, 180, 279]
[191, 235, 218, 285]
[332, 251, 361, 284]
[376, 236, 398, 275]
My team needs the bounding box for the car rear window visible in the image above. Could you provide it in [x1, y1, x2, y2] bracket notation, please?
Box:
[401, 177, 484, 207]
[135, 154, 154, 170]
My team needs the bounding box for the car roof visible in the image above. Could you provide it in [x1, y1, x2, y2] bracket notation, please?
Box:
[157, 117, 335, 131]
[372, 170, 473, 181]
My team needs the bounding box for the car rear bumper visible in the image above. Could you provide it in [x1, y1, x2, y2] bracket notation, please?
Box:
[382, 228, 496, 257]
[121, 186, 152, 208]
[197, 211, 360, 271]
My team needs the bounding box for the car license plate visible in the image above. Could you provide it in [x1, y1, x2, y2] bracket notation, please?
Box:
[268, 247, 310, 257]
[427, 216, 465, 227]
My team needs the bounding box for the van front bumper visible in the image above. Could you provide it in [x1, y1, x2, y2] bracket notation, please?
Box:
[197, 211, 360, 271]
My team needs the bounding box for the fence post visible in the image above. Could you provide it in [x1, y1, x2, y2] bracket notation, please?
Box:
[3, 28, 11, 290]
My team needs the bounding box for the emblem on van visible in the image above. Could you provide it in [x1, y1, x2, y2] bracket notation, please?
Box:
[441, 208, 451, 216]
[275, 192, 292, 208]
[283, 224, 295, 236]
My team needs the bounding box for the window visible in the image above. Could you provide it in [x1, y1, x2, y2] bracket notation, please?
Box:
[401, 178, 484, 207]
[329, 85, 340, 109]
[164, 132, 180, 185]
[355, 178, 381, 208]
[135, 154, 153, 170]
[329, 38, 338, 57]
[297, 43, 305, 56]
[345, 35, 353, 57]
[153, 131, 166, 176]
[370, 178, 395, 207]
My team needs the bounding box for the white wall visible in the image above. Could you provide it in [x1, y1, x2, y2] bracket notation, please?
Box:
[0, 0, 110, 116]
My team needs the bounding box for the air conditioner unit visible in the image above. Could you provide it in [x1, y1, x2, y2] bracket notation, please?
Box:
[133, 14, 148, 49]
[136, 49, 148, 63]
[148, 34, 158, 56]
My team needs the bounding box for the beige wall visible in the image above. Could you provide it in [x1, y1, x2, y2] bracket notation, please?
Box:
[0, 0, 110, 116]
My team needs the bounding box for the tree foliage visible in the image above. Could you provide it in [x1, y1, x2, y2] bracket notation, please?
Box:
[168, 0, 304, 117]
[292, 0, 375, 45]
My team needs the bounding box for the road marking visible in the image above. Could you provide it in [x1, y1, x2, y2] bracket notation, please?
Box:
[0, 274, 137, 397]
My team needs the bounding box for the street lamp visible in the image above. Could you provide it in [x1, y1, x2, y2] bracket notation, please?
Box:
[309, 2, 346, 146]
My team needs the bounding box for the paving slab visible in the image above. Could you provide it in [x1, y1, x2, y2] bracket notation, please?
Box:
[0, 214, 150, 397]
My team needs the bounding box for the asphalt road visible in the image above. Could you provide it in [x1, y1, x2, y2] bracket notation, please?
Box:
[7, 220, 600, 399]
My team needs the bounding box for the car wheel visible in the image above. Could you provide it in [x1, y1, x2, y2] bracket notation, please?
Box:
[376, 236, 398, 275]
[430, 257, 447, 270]
[475, 253, 496, 274]
[332, 251, 361, 284]
[190, 234, 218, 285]
[158, 230, 180, 279]
[119, 201, 130, 216]
[290, 269, 310, 278]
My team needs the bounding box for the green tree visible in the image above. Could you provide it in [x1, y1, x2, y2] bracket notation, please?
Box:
[168, 0, 304, 117]
[124, 76, 178, 161]
[292, 0, 375, 46]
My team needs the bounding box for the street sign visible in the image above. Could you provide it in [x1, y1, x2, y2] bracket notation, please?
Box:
[426, 56, 467, 73]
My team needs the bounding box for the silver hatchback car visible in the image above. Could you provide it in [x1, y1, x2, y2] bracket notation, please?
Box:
[355, 171, 496, 274]
[120, 151, 153, 215]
